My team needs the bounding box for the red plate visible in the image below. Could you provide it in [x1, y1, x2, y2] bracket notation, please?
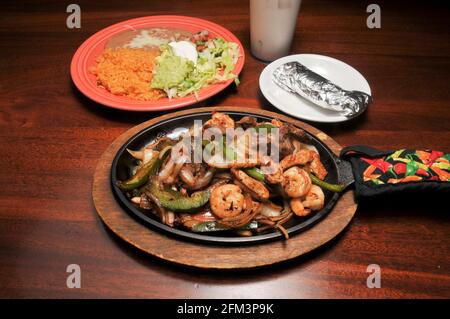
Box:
[71, 16, 245, 111]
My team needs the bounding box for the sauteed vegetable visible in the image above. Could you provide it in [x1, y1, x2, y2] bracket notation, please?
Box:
[117, 112, 344, 239]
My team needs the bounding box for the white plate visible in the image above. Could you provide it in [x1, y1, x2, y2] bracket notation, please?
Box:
[259, 54, 371, 123]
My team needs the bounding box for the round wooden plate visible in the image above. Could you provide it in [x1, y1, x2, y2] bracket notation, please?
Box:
[92, 106, 357, 269]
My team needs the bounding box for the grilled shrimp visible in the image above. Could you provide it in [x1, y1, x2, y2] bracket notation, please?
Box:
[231, 168, 270, 201]
[260, 156, 283, 184]
[204, 112, 235, 133]
[210, 184, 246, 218]
[280, 149, 328, 180]
[309, 152, 328, 180]
[280, 149, 313, 171]
[281, 166, 312, 198]
[289, 198, 311, 217]
[271, 119, 283, 127]
[302, 185, 325, 211]
[236, 116, 257, 129]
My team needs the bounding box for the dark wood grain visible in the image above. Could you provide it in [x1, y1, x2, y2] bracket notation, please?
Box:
[0, 0, 449, 298]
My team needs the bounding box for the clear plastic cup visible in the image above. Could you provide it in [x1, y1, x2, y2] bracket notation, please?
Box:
[250, 0, 302, 61]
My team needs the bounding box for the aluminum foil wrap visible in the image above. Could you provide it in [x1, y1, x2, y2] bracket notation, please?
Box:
[272, 62, 372, 117]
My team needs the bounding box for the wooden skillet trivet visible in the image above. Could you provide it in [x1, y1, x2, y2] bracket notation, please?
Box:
[92, 106, 357, 269]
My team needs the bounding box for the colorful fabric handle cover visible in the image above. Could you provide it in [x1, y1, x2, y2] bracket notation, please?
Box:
[340, 145, 450, 198]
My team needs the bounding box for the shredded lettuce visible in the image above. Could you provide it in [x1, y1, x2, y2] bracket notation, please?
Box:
[151, 38, 240, 99]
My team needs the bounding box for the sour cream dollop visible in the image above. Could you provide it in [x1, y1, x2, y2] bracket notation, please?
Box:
[168, 41, 198, 65]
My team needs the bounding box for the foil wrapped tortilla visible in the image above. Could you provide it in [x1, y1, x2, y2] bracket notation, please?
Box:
[272, 61, 372, 117]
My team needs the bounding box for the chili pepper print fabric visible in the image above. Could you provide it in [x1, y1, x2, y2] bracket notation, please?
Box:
[361, 149, 450, 185]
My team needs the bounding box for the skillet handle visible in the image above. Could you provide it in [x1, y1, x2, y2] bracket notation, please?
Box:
[332, 152, 355, 190]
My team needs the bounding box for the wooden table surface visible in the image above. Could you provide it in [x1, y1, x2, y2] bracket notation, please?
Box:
[1, 0, 449, 298]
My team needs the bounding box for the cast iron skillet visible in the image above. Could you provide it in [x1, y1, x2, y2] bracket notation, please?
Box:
[110, 111, 354, 245]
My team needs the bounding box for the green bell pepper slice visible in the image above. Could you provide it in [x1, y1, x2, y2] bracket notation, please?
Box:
[246, 167, 345, 193]
[244, 167, 265, 181]
[147, 177, 210, 213]
[117, 156, 161, 191]
[308, 173, 346, 193]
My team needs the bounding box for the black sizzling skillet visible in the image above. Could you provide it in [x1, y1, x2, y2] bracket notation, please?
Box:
[111, 110, 355, 245]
